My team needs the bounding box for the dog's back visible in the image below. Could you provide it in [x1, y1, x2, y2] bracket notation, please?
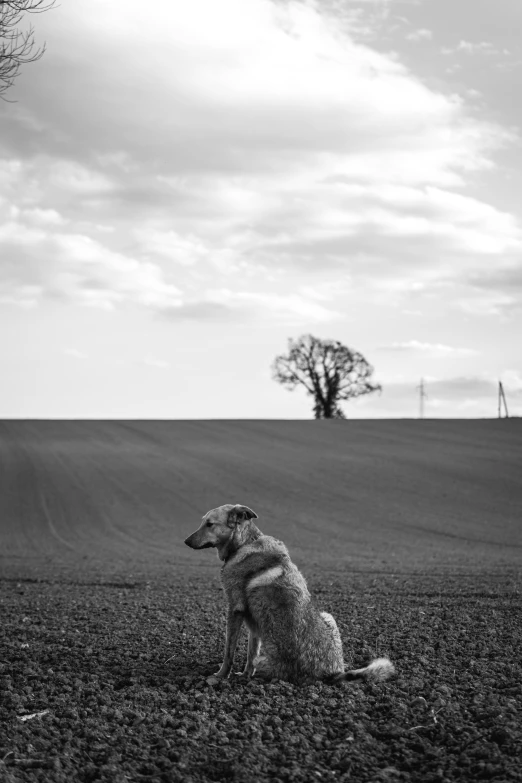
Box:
[222, 534, 345, 682]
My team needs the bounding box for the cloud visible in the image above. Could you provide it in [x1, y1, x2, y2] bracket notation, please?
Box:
[442, 40, 511, 57]
[0, 0, 520, 320]
[0, 219, 182, 310]
[132, 229, 208, 267]
[378, 341, 478, 357]
[468, 264, 522, 294]
[406, 28, 432, 42]
[159, 301, 238, 321]
[224, 290, 340, 321]
[3, 0, 514, 183]
[161, 289, 338, 322]
[0, 196, 336, 321]
[241, 184, 522, 303]
[446, 260, 522, 315]
[0, 194, 337, 321]
[428, 375, 522, 401]
[64, 348, 88, 359]
[5, 0, 454, 169]
[143, 358, 170, 369]
[452, 291, 518, 317]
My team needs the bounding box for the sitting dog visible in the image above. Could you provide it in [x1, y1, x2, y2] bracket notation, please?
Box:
[184, 503, 395, 685]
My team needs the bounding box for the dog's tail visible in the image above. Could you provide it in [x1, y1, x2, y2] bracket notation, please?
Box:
[327, 657, 395, 684]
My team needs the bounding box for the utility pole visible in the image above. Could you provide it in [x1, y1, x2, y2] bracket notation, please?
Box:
[498, 381, 509, 418]
[417, 378, 427, 419]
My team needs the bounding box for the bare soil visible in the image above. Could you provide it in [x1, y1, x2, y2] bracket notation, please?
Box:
[1, 420, 521, 782]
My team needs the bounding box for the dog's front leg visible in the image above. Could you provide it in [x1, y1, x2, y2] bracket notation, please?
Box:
[238, 630, 261, 678]
[207, 608, 244, 685]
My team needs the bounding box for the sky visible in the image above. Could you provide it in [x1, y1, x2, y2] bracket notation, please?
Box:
[1, 0, 521, 418]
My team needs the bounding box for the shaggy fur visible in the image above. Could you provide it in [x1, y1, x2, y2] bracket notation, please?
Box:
[184, 503, 395, 685]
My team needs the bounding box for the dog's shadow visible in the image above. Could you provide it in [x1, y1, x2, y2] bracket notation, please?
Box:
[110, 653, 224, 689]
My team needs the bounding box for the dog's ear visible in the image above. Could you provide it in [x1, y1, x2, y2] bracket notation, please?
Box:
[227, 504, 258, 526]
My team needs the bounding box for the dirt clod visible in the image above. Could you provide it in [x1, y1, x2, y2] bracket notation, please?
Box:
[1, 574, 521, 782]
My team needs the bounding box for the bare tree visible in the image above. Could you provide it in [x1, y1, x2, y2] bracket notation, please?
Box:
[1, 0, 54, 99]
[272, 334, 381, 419]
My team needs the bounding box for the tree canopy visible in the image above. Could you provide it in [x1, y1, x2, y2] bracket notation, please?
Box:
[272, 334, 381, 419]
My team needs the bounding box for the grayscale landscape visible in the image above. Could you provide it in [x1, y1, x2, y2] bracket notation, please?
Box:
[2, 0, 522, 780]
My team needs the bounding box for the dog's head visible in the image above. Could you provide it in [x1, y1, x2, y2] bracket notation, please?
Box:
[184, 504, 258, 560]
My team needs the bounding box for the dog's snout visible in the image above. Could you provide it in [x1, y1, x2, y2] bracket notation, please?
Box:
[184, 534, 196, 548]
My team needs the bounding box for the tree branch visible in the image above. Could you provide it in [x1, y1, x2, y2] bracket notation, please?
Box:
[0, 0, 55, 99]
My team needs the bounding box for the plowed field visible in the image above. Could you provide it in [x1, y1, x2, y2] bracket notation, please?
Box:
[1, 420, 521, 782]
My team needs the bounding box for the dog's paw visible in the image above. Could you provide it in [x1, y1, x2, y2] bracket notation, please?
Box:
[206, 669, 228, 686]
[235, 670, 254, 679]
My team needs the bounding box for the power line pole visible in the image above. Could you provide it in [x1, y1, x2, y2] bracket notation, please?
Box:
[417, 378, 427, 419]
[498, 381, 509, 418]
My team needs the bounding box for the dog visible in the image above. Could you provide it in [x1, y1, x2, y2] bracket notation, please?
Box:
[184, 504, 394, 685]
